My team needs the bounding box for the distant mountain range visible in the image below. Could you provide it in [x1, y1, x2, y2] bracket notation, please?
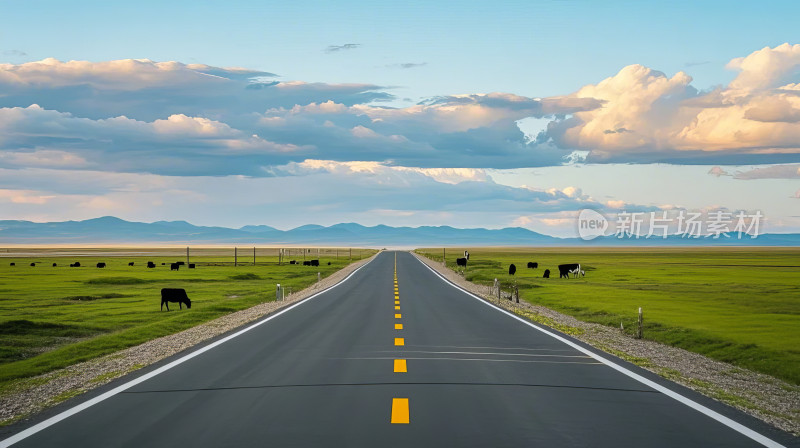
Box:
[0, 216, 798, 247]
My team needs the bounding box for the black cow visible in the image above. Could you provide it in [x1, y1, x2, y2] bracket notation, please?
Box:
[30, 263, 36, 267]
[188, 263, 196, 269]
[73, 261, 80, 267]
[456, 257, 467, 267]
[128, 262, 135, 266]
[327, 262, 331, 265]
[527, 262, 538, 269]
[177, 261, 185, 266]
[508, 264, 516, 276]
[52, 263, 57, 267]
[558, 263, 580, 279]
[289, 260, 296, 265]
[170, 263, 180, 271]
[302, 261, 311, 266]
[147, 261, 156, 268]
[9, 262, 15, 266]
[310, 259, 320, 267]
[161, 263, 166, 266]
[160, 288, 192, 311]
[96, 262, 106, 268]
[543, 269, 550, 278]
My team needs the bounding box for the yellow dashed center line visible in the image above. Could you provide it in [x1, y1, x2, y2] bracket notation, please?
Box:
[394, 359, 407, 373]
[391, 398, 410, 424]
[394, 337, 405, 346]
[395, 313, 402, 319]
[395, 305, 401, 310]
[395, 323, 403, 330]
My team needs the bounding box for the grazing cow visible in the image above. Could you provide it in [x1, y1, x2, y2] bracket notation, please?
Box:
[456, 257, 467, 267]
[188, 263, 196, 269]
[302, 260, 311, 266]
[9, 263, 14, 266]
[572, 269, 585, 278]
[170, 263, 180, 271]
[147, 261, 156, 268]
[52, 263, 57, 267]
[177, 261, 185, 266]
[161, 263, 166, 266]
[464, 250, 470, 261]
[30, 263, 36, 267]
[96, 262, 106, 268]
[128, 262, 135, 266]
[527, 262, 538, 269]
[160, 288, 192, 311]
[508, 264, 516, 276]
[73, 261, 80, 267]
[310, 259, 320, 267]
[558, 264, 580, 279]
[327, 262, 331, 265]
[543, 269, 551, 278]
[289, 260, 296, 265]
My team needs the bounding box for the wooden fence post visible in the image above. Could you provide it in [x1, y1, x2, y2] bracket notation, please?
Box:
[234, 247, 238, 267]
[186, 246, 189, 265]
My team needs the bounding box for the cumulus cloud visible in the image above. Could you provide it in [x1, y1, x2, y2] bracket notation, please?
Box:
[708, 166, 731, 177]
[543, 44, 800, 164]
[733, 164, 800, 179]
[0, 58, 391, 121]
[0, 105, 304, 176]
[0, 163, 649, 230]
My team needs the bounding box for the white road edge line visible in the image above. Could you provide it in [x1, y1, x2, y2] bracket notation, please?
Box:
[0, 255, 377, 448]
[414, 254, 785, 448]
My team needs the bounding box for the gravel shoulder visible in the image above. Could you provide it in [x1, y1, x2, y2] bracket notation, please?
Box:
[412, 251, 800, 436]
[0, 253, 379, 428]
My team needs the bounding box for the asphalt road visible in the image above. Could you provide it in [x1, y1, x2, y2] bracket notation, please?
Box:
[2, 251, 795, 447]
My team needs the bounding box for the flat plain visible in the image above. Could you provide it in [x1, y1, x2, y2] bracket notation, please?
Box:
[416, 247, 800, 385]
[0, 247, 374, 392]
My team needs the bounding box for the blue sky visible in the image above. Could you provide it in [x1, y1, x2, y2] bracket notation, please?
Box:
[0, 1, 799, 235]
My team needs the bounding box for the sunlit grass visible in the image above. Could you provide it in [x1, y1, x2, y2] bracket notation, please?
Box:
[417, 247, 800, 384]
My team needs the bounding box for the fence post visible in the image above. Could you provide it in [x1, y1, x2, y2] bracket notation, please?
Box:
[317, 272, 321, 284]
[637, 307, 643, 339]
[278, 248, 282, 266]
[494, 278, 500, 300]
[234, 247, 238, 267]
[276, 284, 281, 302]
[443, 248, 446, 266]
[186, 246, 189, 265]
[515, 286, 519, 303]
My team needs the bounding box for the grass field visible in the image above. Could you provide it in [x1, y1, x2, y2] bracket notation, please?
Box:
[416, 247, 800, 385]
[0, 247, 375, 391]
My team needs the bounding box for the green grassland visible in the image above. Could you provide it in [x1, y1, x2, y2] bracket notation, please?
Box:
[416, 247, 800, 385]
[0, 247, 375, 391]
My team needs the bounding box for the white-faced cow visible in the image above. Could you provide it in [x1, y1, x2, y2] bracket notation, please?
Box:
[558, 264, 580, 279]
[160, 288, 192, 311]
[464, 250, 470, 261]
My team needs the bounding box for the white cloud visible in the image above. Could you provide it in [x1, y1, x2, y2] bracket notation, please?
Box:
[545, 44, 800, 164]
[733, 164, 800, 179]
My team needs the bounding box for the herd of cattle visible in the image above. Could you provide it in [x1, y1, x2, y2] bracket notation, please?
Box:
[454, 251, 586, 279]
[10, 261, 198, 270]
